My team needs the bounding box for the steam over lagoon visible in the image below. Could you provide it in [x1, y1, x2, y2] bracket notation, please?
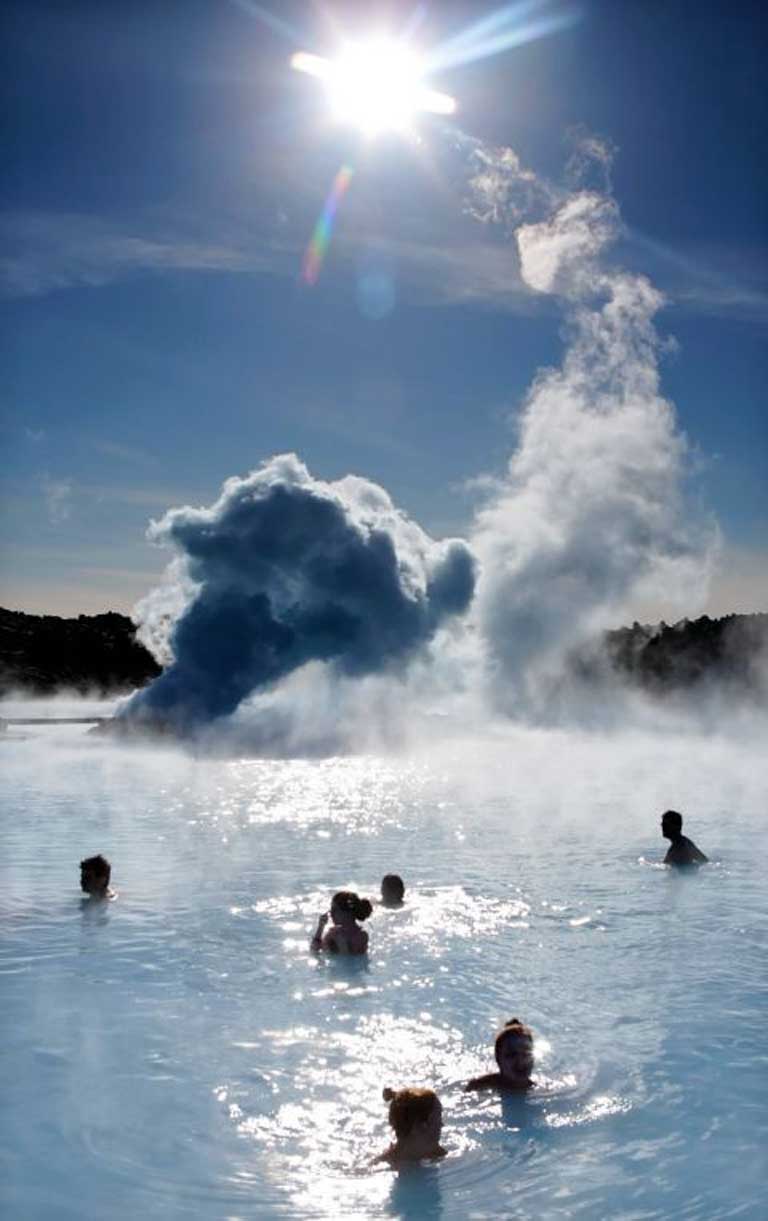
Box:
[2, 712, 767, 1218]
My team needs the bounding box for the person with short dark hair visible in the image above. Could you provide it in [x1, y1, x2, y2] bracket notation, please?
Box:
[310, 890, 372, 954]
[79, 854, 115, 900]
[380, 874, 405, 907]
[375, 1087, 446, 1164]
[661, 810, 708, 866]
[464, 1018, 535, 1092]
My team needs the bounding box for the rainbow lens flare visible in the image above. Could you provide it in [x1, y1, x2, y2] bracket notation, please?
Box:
[302, 164, 354, 285]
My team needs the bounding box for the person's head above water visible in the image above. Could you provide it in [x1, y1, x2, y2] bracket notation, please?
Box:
[494, 1018, 535, 1084]
[661, 809, 684, 839]
[330, 891, 373, 924]
[380, 874, 405, 907]
[380, 1087, 444, 1161]
[80, 854, 111, 896]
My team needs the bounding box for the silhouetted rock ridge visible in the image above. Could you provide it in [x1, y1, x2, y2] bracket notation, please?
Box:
[596, 612, 768, 696]
[0, 607, 161, 696]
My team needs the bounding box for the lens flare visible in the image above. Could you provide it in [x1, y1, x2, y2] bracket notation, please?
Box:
[302, 164, 354, 285]
[291, 38, 455, 136]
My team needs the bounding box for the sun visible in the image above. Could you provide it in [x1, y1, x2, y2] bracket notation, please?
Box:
[291, 38, 456, 136]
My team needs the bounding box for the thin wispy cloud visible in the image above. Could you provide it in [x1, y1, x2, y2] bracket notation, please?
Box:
[624, 230, 768, 321]
[91, 440, 161, 469]
[9, 476, 192, 518]
[0, 207, 536, 312]
[87, 485, 192, 509]
[0, 211, 281, 298]
[2, 206, 764, 321]
[40, 475, 73, 525]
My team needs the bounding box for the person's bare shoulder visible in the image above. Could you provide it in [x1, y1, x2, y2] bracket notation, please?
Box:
[464, 1072, 501, 1092]
[372, 1146, 395, 1166]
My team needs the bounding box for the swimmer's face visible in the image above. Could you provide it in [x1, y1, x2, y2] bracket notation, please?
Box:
[496, 1035, 534, 1083]
[80, 866, 108, 895]
[661, 813, 681, 839]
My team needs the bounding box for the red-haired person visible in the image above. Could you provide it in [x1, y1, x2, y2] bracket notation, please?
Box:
[464, 1019, 535, 1093]
[375, 1087, 446, 1164]
[310, 891, 372, 955]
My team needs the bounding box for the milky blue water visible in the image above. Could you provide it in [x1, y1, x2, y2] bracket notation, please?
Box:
[1, 707, 766, 1219]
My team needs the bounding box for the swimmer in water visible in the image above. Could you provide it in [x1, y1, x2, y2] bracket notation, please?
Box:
[464, 1018, 535, 1092]
[310, 891, 372, 954]
[375, 1087, 446, 1164]
[661, 809, 708, 866]
[79, 854, 116, 900]
[380, 873, 405, 907]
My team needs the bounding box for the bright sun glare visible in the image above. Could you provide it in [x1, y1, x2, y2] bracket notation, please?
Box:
[291, 38, 456, 135]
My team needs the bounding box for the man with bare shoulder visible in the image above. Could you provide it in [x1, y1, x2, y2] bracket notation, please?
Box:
[661, 810, 708, 866]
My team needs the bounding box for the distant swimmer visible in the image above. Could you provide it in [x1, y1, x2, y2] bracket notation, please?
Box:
[374, 1087, 446, 1165]
[661, 810, 708, 866]
[464, 1018, 535, 1093]
[310, 891, 372, 954]
[380, 874, 405, 907]
[79, 854, 116, 900]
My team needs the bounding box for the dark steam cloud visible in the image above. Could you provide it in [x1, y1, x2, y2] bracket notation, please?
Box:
[122, 454, 475, 730]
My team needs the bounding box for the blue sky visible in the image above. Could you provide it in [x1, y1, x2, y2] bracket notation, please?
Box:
[2, 0, 766, 617]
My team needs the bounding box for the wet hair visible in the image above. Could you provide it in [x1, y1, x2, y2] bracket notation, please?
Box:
[662, 809, 683, 832]
[494, 1018, 534, 1067]
[331, 891, 372, 922]
[381, 874, 405, 902]
[80, 854, 111, 885]
[382, 1087, 439, 1137]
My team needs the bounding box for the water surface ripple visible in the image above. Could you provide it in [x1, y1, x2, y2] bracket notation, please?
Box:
[1, 722, 766, 1219]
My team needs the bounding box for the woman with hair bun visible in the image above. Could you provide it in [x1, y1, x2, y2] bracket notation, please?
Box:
[375, 1087, 446, 1164]
[310, 890, 373, 955]
[464, 1018, 535, 1092]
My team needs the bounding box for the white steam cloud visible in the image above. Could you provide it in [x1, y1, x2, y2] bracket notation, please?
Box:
[466, 138, 715, 717]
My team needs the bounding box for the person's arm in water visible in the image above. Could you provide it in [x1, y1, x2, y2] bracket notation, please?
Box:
[463, 1072, 502, 1092]
[310, 913, 346, 953]
[310, 912, 329, 951]
[689, 839, 708, 863]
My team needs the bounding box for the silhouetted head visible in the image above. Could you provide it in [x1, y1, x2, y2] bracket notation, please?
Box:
[494, 1018, 534, 1084]
[661, 810, 683, 840]
[382, 1087, 442, 1142]
[381, 874, 405, 907]
[80, 854, 111, 896]
[330, 891, 373, 924]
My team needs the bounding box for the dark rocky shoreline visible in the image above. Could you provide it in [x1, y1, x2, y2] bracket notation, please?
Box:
[0, 607, 161, 697]
[1, 604, 765, 701]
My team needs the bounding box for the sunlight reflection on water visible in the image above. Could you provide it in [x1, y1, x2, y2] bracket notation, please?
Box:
[1, 720, 767, 1218]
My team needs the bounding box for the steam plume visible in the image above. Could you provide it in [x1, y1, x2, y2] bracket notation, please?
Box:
[121, 454, 475, 730]
[466, 138, 715, 716]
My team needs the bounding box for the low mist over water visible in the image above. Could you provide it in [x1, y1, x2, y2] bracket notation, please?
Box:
[2, 714, 766, 1219]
